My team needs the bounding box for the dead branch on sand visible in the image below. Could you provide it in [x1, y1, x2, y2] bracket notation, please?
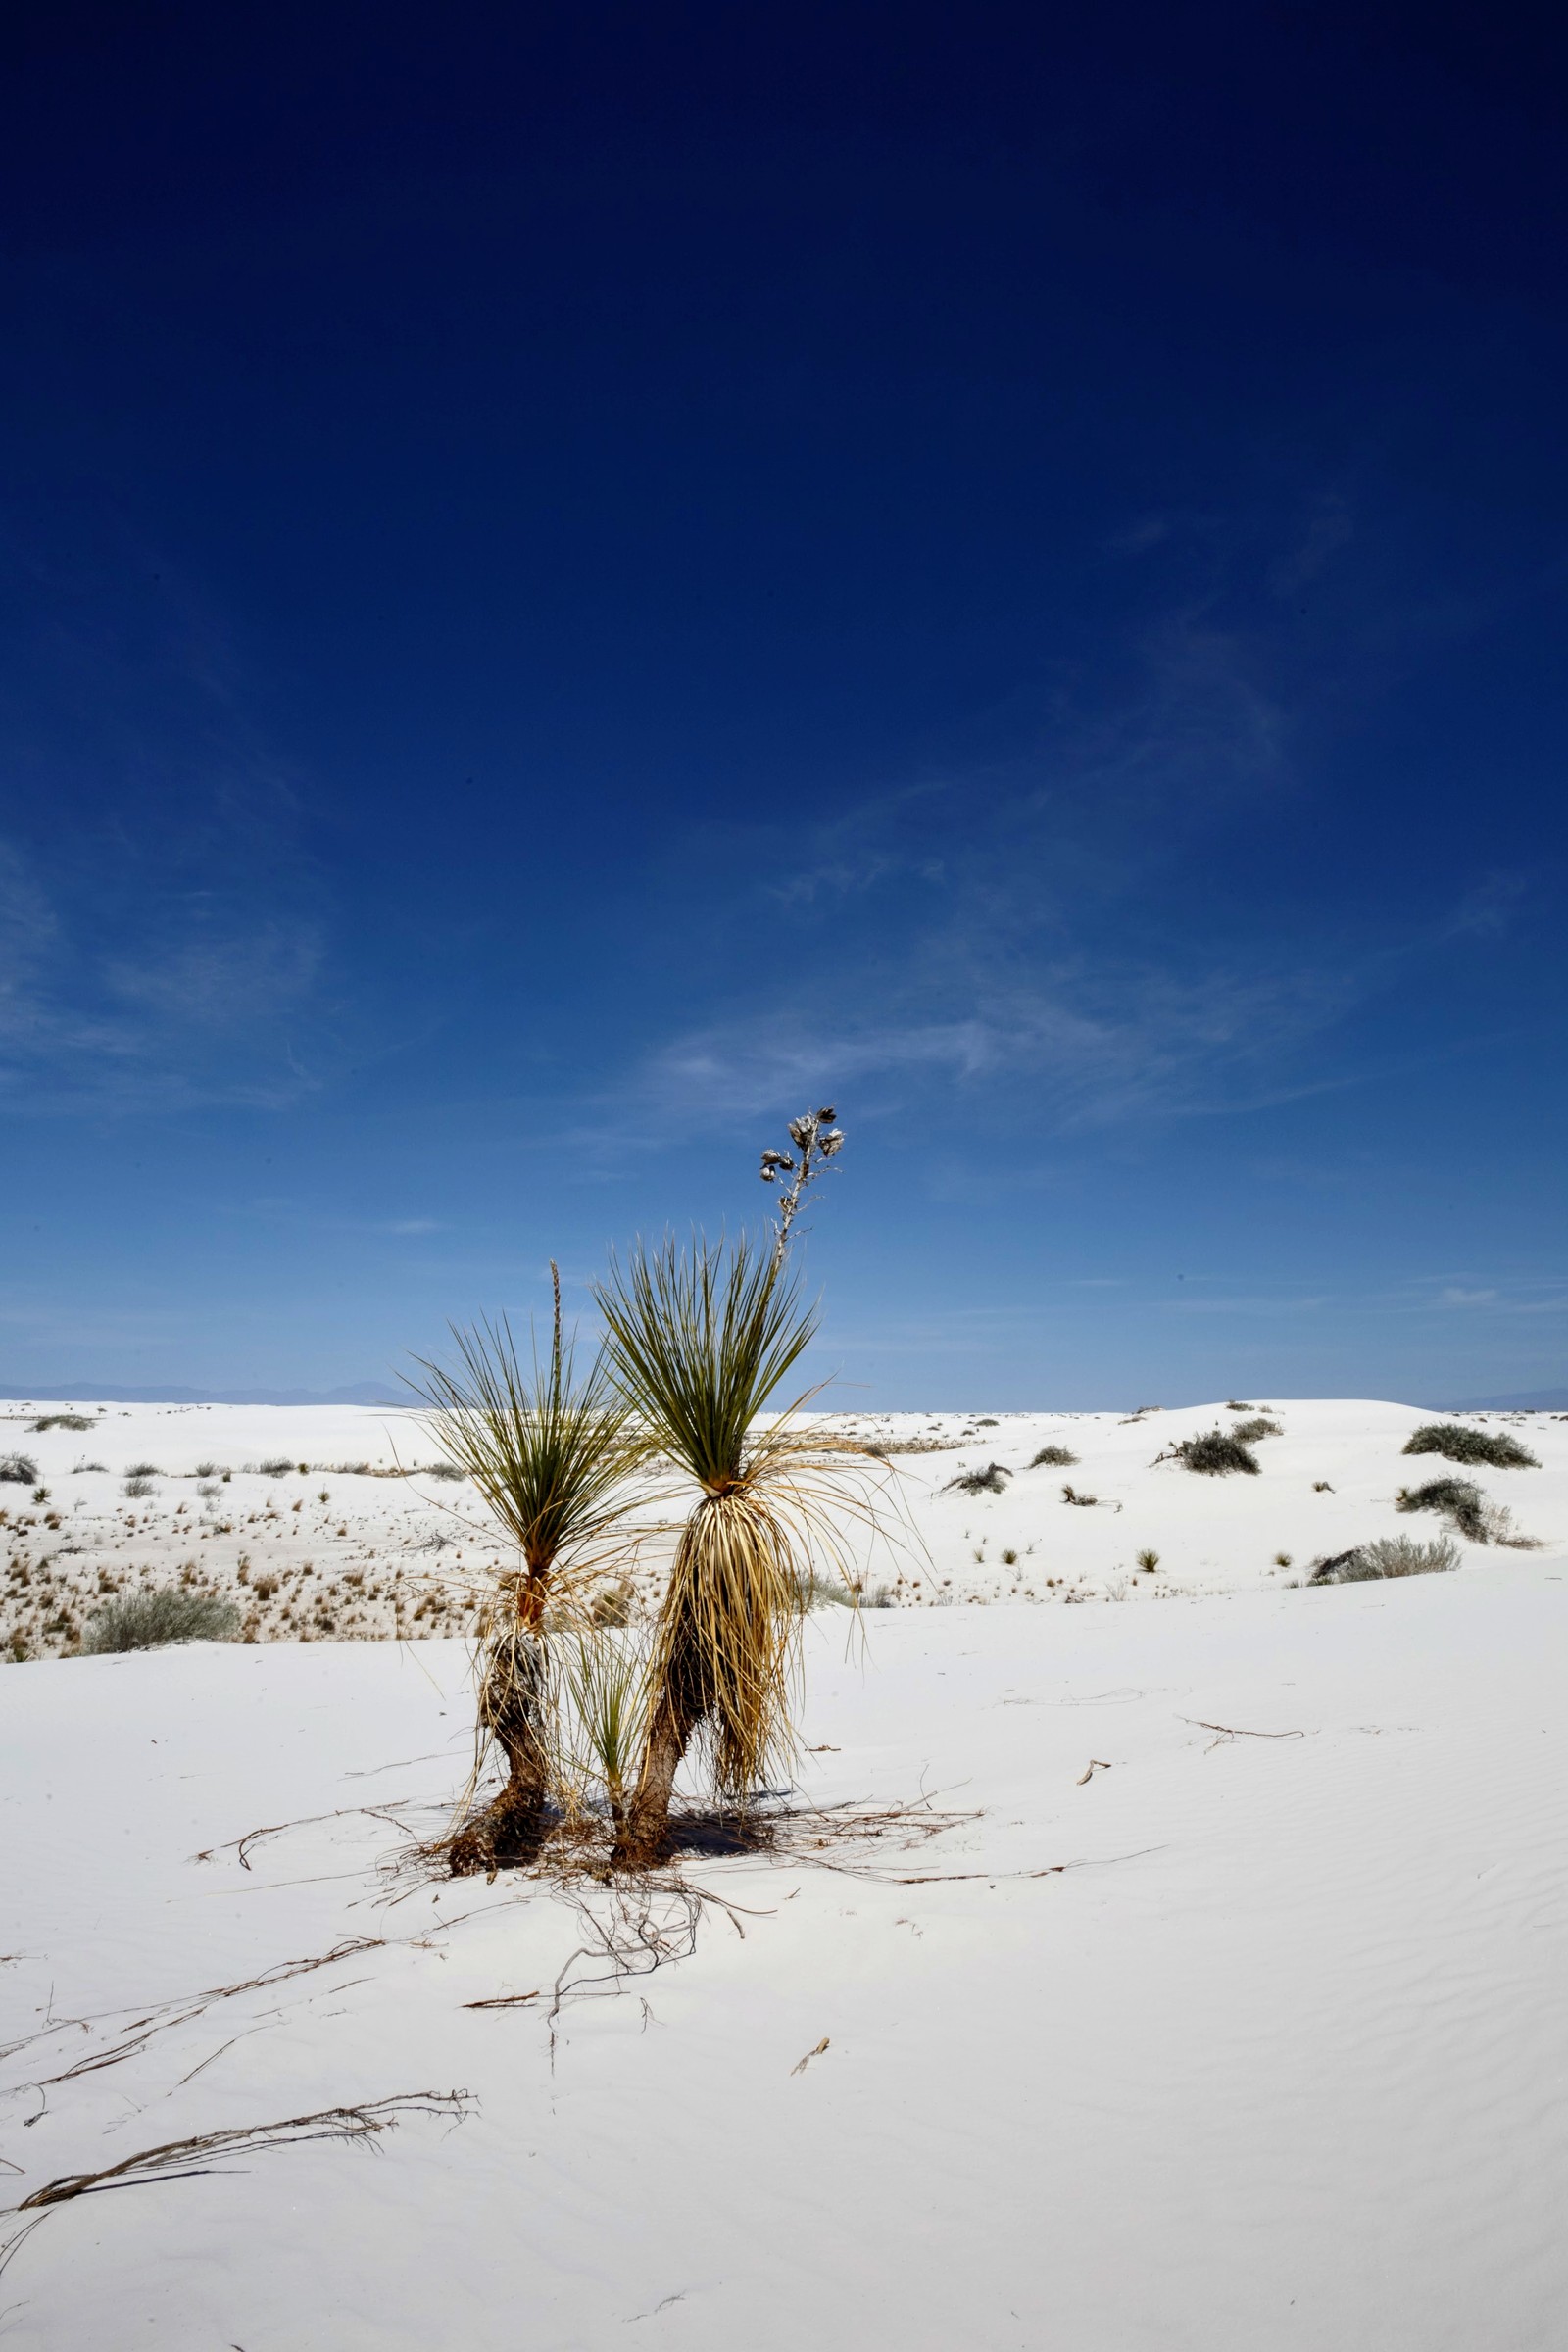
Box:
[0, 2092, 473, 2278]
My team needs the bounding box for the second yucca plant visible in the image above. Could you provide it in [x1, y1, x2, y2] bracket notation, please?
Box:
[412, 1271, 644, 1872]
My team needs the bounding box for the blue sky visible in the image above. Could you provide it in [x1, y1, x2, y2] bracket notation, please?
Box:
[1, 3, 1564, 1407]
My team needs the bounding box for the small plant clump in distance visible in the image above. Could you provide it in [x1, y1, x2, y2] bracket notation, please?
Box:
[947, 1463, 1011, 1495]
[258, 1457, 295, 1477]
[1402, 1422, 1539, 1470]
[1310, 1535, 1460, 1585]
[1232, 1416, 1283, 1443]
[83, 1588, 242, 1652]
[0, 1453, 39, 1485]
[1168, 1430, 1260, 1476]
[122, 1475, 155, 1498]
[1030, 1445, 1078, 1468]
[30, 1414, 95, 1433]
[1396, 1478, 1489, 1542]
[1136, 1548, 1159, 1572]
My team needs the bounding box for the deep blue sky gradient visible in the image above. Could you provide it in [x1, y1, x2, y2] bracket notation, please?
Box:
[2, 2, 1565, 1405]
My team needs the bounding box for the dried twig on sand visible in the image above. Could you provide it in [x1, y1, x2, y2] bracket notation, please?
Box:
[1179, 1715, 1305, 1752]
[0, 2093, 472, 2278]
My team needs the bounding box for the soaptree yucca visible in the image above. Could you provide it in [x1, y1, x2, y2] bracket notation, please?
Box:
[594, 1220, 876, 1867]
[412, 1272, 646, 1872]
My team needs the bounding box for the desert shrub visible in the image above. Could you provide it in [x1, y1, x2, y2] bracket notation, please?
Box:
[30, 1414, 94, 1433]
[258, 1457, 294, 1476]
[1232, 1416, 1283, 1443]
[0, 1454, 38, 1484]
[1396, 1477, 1488, 1541]
[1172, 1430, 1259, 1476]
[416, 1461, 466, 1482]
[1030, 1444, 1078, 1467]
[126, 1461, 163, 1476]
[1310, 1534, 1460, 1585]
[947, 1462, 1011, 1494]
[1402, 1422, 1538, 1470]
[123, 1475, 155, 1498]
[83, 1587, 241, 1652]
[74, 1459, 108, 1473]
[1136, 1548, 1159, 1572]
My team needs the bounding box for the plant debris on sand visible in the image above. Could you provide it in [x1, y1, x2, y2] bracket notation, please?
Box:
[1402, 1421, 1539, 1470]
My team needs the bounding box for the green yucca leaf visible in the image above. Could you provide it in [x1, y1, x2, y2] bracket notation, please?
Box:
[593, 1233, 817, 1492]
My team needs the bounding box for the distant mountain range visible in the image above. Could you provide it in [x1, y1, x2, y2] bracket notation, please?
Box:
[0, 1381, 409, 1408]
[1445, 1388, 1568, 1412]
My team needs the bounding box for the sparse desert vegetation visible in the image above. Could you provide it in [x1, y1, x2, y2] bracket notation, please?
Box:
[1166, 1428, 1260, 1476]
[1403, 1421, 1539, 1470]
[83, 1585, 241, 1650]
[1309, 1534, 1460, 1584]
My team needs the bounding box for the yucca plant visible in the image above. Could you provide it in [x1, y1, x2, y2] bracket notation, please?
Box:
[411, 1271, 647, 1873]
[594, 1227, 876, 1866]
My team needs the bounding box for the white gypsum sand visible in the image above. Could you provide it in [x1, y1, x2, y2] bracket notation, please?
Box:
[2, 1396, 1564, 1657]
[1, 1558, 1565, 2347]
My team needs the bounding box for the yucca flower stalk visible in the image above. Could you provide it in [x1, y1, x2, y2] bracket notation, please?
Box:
[411, 1268, 647, 1873]
[594, 1227, 875, 1866]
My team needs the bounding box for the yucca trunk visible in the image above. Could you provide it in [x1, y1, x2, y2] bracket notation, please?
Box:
[612, 1487, 795, 1867]
[449, 1584, 551, 1874]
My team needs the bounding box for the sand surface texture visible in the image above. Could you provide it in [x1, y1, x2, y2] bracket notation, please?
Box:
[2, 1556, 1565, 2348]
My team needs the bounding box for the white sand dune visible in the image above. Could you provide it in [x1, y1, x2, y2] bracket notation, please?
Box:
[3, 1396, 1564, 1657]
[2, 1553, 1565, 2347]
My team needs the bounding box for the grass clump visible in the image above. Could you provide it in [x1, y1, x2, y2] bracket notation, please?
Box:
[1169, 1429, 1259, 1476]
[258, 1457, 295, 1477]
[123, 1475, 155, 1498]
[1402, 1421, 1538, 1470]
[1029, 1444, 1078, 1468]
[1231, 1416, 1283, 1443]
[1310, 1534, 1460, 1585]
[30, 1414, 94, 1433]
[0, 1454, 38, 1485]
[83, 1588, 241, 1651]
[1396, 1478, 1488, 1542]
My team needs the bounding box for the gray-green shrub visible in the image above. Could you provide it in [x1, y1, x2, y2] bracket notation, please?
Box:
[1310, 1534, 1460, 1584]
[1402, 1422, 1538, 1470]
[1172, 1430, 1259, 1476]
[1232, 1416, 1283, 1443]
[1396, 1477, 1488, 1541]
[947, 1462, 1011, 1494]
[0, 1453, 38, 1484]
[1029, 1444, 1078, 1468]
[83, 1588, 241, 1652]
